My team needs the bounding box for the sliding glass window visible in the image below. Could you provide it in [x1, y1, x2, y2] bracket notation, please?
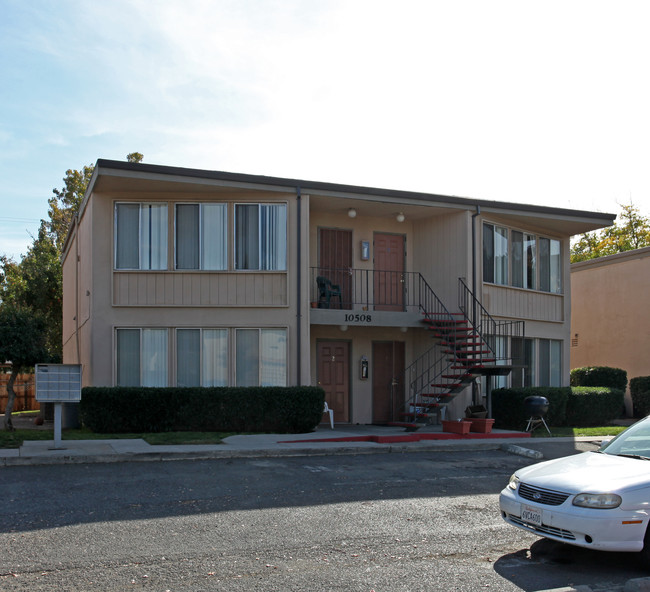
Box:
[175, 203, 228, 270]
[524, 233, 536, 290]
[539, 237, 562, 293]
[483, 223, 508, 285]
[235, 204, 287, 270]
[235, 328, 287, 386]
[538, 339, 562, 386]
[511, 231, 536, 290]
[115, 203, 168, 270]
[176, 329, 228, 386]
[511, 337, 535, 388]
[116, 328, 168, 386]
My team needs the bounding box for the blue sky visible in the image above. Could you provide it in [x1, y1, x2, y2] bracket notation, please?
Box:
[2, 0, 650, 260]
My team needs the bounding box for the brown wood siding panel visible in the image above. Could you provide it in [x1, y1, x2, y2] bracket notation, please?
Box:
[113, 272, 287, 306]
[483, 284, 563, 322]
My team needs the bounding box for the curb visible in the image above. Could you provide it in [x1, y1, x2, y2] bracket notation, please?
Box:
[0, 440, 510, 467]
[500, 443, 545, 459]
[0, 436, 602, 468]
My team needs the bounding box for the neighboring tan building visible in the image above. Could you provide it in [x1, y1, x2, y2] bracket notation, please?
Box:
[571, 246, 650, 415]
[62, 159, 614, 426]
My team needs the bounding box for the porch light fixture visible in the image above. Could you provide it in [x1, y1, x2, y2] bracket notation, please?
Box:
[348, 208, 357, 218]
[396, 212, 405, 223]
[339, 325, 348, 332]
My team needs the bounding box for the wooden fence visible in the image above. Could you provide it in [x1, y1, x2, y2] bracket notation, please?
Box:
[0, 373, 39, 413]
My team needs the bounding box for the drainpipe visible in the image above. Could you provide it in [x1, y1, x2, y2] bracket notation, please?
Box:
[296, 186, 302, 385]
[471, 205, 481, 326]
[75, 214, 81, 364]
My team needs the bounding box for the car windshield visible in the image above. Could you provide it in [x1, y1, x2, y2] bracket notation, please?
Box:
[600, 417, 650, 459]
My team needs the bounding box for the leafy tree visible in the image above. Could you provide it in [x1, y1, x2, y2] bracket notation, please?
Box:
[0, 227, 62, 359]
[46, 165, 95, 253]
[571, 203, 650, 262]
[0, 306, 48, 430]
[1, 152, 143, 363]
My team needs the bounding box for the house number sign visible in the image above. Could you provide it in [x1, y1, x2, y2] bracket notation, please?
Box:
[343, 313, 373, 323]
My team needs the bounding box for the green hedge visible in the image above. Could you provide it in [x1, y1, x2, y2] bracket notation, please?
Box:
[631, 376, 650, 418]
[492, 386, 624, 430]
[566, 387, 625, 426]
[570, 366, 628, 391]
[79, 386, 325, 434]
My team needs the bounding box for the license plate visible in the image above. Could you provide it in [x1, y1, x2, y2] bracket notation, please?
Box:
[521, 503, 542, 527]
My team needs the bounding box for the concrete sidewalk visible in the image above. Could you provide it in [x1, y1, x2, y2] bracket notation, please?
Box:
[0, 424, 605, 466]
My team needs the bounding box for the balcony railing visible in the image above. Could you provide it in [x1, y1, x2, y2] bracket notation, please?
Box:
[311, 267, 453, 319]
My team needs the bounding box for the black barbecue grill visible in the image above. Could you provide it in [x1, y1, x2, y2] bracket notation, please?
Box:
[524, 395, 551, 435]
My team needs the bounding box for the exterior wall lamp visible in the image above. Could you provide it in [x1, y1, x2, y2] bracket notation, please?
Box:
[348, 208, 357, 218]
[396, 212, 405, 223]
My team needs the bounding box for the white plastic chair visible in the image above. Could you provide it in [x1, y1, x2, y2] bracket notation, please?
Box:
[323, 402, 334, 429]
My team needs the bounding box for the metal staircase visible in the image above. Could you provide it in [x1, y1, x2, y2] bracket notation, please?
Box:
[391, 278, 524, 430]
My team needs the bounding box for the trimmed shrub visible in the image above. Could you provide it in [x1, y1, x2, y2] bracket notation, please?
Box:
[570, 366, 627, 392]
[80, 386, 325, 434]
[630, 376, 650, 418]
[566, 387, 625, 426]
[492, 387, 570, 431]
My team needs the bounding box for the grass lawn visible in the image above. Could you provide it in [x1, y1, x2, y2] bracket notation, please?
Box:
[539, 426, 627, 438]
[0, 423, 231, 449]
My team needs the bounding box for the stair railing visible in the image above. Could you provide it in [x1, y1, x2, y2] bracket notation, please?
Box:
[392, 275, 460, 422]
[457, 277, 525, 366]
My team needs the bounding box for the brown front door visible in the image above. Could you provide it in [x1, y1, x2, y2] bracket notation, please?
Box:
[317, 341, 350, 423]
[372, 341, 405, 423]
[374, 232, 405, 311]
[319, 228, 352, 309]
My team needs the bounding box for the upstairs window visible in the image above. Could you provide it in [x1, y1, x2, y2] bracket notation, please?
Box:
[175, 203, 228, 270]
[483, 224, 564, 295]
[483, 223, 508, 285]
[539, 237, 562, 293]
[235, 204, 287, 270]
[115, 203, 168, 270]
[512, 231, 536, 290]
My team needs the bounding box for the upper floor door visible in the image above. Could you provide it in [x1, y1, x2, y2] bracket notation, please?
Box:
[374, 232, 405, 311]
[319, 228, 352, 309]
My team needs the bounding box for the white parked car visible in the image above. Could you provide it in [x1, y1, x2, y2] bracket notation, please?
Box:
[500, 416, 650, 559]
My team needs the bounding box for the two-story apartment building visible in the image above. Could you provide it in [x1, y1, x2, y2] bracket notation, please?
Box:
[62, 160, 614, 426]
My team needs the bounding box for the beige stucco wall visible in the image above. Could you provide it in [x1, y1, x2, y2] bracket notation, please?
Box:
[571, 247, 650, 413]
[60, 163, 597, 425]
[64, 186, 308, 388]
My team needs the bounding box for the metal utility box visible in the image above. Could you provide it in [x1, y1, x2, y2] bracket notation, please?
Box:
[35, 364, 82, 402]
[35, 364, 82, 449]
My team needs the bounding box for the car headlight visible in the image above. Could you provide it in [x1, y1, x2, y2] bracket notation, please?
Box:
[507, 474, 520, 490]
[572, 493, 622, 509]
